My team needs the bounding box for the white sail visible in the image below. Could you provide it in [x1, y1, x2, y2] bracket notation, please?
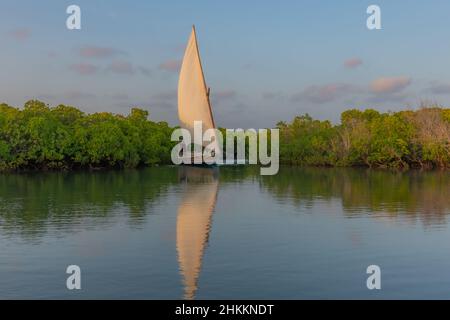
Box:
[178, 26, 221, 161]
[176, 167, 219, 299]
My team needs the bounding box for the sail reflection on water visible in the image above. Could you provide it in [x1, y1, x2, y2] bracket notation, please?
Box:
[176, 166, 219, 299]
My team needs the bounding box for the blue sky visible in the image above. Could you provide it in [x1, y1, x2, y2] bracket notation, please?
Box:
[2, 0, 450, 127]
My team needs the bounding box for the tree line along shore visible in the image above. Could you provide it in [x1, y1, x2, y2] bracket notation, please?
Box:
[0, 100, 449, 171]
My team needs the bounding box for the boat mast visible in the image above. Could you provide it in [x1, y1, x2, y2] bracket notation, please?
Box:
[192, 25, 216, 129]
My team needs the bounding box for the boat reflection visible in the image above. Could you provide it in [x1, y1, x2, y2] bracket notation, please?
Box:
[176, 166, 219, 299]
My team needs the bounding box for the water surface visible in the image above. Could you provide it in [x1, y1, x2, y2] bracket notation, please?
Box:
[1, 166, 450, 299]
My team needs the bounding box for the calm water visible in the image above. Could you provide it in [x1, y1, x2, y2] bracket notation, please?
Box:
[1, 166, 450, 299]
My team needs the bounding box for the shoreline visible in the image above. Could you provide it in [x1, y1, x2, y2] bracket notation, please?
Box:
[0, 163, 448, 175]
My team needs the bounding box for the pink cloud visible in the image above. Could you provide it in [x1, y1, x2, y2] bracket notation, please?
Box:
[370, 76, 411, 94]
[292, 83, 360, 104]
[69, 63, 98, 75]
[159, 59, 181, 72]
[9, 28, 31, 41]
[344, 58, 363, 69]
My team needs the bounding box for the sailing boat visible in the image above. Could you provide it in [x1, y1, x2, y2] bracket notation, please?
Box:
[176, 166, 219, 299]
[178, 26, 221, 165]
